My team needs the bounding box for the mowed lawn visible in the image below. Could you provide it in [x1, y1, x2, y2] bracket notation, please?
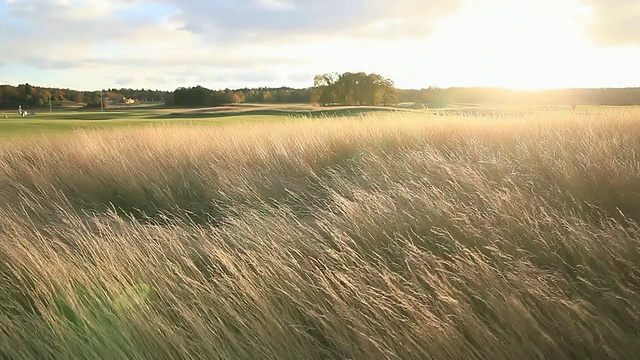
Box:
[0, 104, 408, 138]
[0, 109, 286, 138]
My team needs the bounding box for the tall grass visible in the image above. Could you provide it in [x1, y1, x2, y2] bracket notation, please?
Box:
[1, 109, 640, 359]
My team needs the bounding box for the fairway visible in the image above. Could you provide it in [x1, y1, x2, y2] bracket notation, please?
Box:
[0, 108, 286, 138]
[0, 104, 410, 138]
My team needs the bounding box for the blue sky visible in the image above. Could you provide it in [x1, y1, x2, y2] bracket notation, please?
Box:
[1, 0, 639, 91]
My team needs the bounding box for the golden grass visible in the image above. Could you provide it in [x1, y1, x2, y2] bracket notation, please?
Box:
[1, 109, 640, 359]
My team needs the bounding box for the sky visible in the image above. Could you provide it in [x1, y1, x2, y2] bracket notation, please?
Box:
[0, 0, 639, 91]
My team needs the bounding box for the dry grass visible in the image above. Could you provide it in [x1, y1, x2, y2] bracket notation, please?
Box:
[1, 109, 640, 359]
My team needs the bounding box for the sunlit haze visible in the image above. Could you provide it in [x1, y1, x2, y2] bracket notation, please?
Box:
[1, 0, 639, 90]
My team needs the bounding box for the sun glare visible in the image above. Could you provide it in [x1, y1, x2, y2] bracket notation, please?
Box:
[341, 0, 633, 91]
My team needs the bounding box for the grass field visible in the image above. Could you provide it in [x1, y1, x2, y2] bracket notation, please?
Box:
[0, 104, 407, 138]
[1, 108, 639, 359]
[0, 109, 277, 138]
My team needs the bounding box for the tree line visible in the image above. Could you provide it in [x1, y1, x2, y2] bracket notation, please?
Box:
[3, 81, 640, 110]
[167, 86, 311, 107]
[0, 84, 171, 109]
[0, 84, 84, 109]
[311, 72, 398, 107]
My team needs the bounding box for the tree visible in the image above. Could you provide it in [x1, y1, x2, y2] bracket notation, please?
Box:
[379, 77, 397, 106]
[72, 91, 85, 103]
[234, 91, 246, 103]
[24, 83, 33, 97]
[0, 85, 17, 107]
[312, 72, 397, 107]
[312, 73, 339, 106]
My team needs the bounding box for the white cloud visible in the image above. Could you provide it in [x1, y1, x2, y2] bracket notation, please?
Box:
[1, 0, 639, 91]
[165, 0, 459, 41]
[0, 0, 461, 90]
[256, 0, 295, 10]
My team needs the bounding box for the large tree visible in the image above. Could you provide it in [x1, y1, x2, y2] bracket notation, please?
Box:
[312, 72, 397, 107]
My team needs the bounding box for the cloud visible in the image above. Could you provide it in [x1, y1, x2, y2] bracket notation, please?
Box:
[0, 0, 162, 64]
[167, 0, 460, 41]
[583, 0, 640, 46]
[115, 77, 135, 86]
[287, 72, 312, 84]
[1, 0, 460, 62]
[256, 0, 295, 11]
[0, 0, 461, 90]
[7, 0, 114, 19]
[20, 57, 78, 69]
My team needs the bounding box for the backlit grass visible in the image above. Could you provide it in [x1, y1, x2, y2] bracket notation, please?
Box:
[1, 109, 639, 359]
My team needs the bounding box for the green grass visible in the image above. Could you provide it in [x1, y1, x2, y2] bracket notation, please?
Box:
[0, 105, 410, 138]
[1, 109, 639, 359]
[0, 109, 285, 138]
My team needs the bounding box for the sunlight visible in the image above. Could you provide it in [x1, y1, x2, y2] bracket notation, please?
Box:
[294, 0, 640, 91]
[418, 0, 596, 90]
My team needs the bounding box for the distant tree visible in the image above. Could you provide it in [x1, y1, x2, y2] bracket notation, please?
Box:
[312, 73, 339, 106]
[234, 91, 246, 103]
[312, 72, 396, 107]
[104, 91, 125, 103]
[379, 77, 397, 106]
[24, 83, 33, 97]
[72, 91, 84, 103]
[54, 89, 65, 101]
